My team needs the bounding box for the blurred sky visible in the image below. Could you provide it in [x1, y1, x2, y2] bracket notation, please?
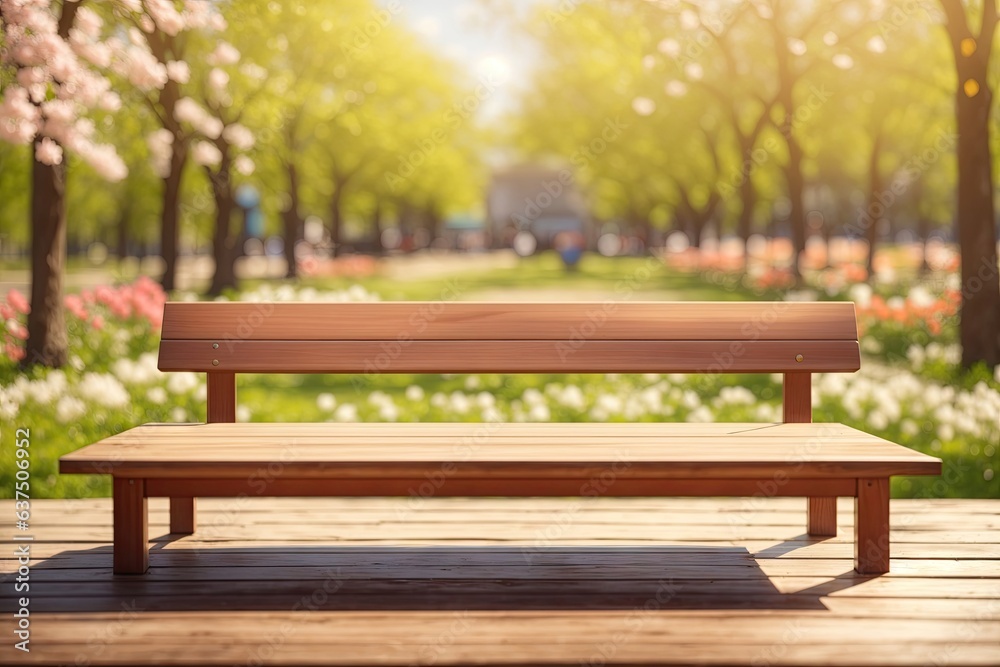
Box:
[386, 0, 541, 120]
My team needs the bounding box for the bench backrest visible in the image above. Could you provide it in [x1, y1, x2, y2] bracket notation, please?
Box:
[158, 301, 859, 423]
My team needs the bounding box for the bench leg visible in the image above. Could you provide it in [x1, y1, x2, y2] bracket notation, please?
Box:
[855, 478, 890, 574]
[113, 478, 148, 575]
[170, 497, 196, 534]
[807, 497, 837, 536]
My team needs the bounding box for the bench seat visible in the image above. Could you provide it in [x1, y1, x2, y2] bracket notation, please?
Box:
[60, 421, 940, 577]
[61, 422, 940, 482]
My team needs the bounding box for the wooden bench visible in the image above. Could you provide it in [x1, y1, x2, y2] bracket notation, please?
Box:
[60, 301, 941, 576]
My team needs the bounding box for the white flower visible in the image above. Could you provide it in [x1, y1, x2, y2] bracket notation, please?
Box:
[170, 407, 187, 422]
[529, 404, 550, 421]
[555, 385, 585, 410]
[77, 373, 129, 408]
[405, 385, 425, 401]
[449, 391, 471, 414]
[937, 424, 954, 441]
[464, 376, 481, 390]
[146, 387, 167, 405]
[334, 403, 358, 422]
[56, 396, 86, 423]
[378, 403, 398, 421]
[167, 372, 200, 394]
[237, 405, 252, 422]
[596, 394, 622, 413]
[686, 406, 713, 423]
[522, 388, 544, 406]
[316, 393, 336, 411]
[848, 283, 872, 308]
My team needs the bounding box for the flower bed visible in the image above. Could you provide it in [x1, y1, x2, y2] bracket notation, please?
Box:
[2, 279, 997, 499]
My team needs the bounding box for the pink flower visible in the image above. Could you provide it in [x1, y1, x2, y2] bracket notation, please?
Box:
[64, 294, 88, 319]
[7, 289, 30, 315]
[5, 342, 25, 362]
[91, 315, 105, 330]
[35, 137, 63, 166]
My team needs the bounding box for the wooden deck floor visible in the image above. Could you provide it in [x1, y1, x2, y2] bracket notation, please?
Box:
[1, 497, 998, 666]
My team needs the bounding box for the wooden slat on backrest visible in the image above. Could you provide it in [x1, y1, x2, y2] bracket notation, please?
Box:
[161, 302, 858, 341]
[158, 301, 860, 374]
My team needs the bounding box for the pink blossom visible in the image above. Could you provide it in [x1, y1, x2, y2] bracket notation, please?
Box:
[35, 137, 63, 165]
[70, 35, 112, 69]
[15, 66, 46, 87]
[117, 45, 168, 90]
[191, 140, 222, 167]
[90, 315, 105, 331]
[5, 342, 26, 362]
[223, 123, 254, 151]
[165, 60, 190, 84]
[174, 98, 222, 138]
[64, 294, 88, 319]
[95, 286, 115, 304]
[234, 155, 255, 176]
[73, 6, 103, 41]
[0, 87, 40, 144]
[9, 322, 28, 340]
[80, 142, 128, 181]
[207, 67, 229, 94]
[145, 0, 186, 36]
[147, 128, 174, 178]
[7, 289, 30, 315]
[207, 42, 240, 67]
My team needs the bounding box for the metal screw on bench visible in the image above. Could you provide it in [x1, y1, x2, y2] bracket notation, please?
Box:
[212, 359, 219, 366]
[795, 354, 804, 362]
[213, 343, 219, 349]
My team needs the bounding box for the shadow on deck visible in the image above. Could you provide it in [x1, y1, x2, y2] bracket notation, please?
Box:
[1, 497, 997, 666]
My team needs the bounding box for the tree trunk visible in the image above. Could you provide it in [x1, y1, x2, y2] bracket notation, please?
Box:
[864, 132, 884, 280]
[24, 148, 68, 368]
[282, 160, 301, 278]
[207, 163, 238, 297]
[425, 205, 442, 241]
[954, 68, 1000, 368]
[937, 0, 1000, 369]
[116, 198, 131, 264]
[372, 200, 384, 254]
[917, 216, 931, 275]
[737, 173, 756, 252]
[329, 185, 344, 258]
[783, 141, 807, 279]
[160, 141, 186, 292]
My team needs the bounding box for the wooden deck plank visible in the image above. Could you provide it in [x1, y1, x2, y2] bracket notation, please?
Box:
[0, 498, 995, 666]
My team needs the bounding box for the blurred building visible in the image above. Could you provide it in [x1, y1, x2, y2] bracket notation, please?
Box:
[486, 164, 590, 251]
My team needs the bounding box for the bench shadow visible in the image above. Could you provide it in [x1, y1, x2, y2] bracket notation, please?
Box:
[14, 537, 873, 613]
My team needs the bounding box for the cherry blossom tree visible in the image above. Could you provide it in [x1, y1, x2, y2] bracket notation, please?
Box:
[179, 40, 259, 296]
[116, 0, 226, 292]
[1, 0, 129, 367]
